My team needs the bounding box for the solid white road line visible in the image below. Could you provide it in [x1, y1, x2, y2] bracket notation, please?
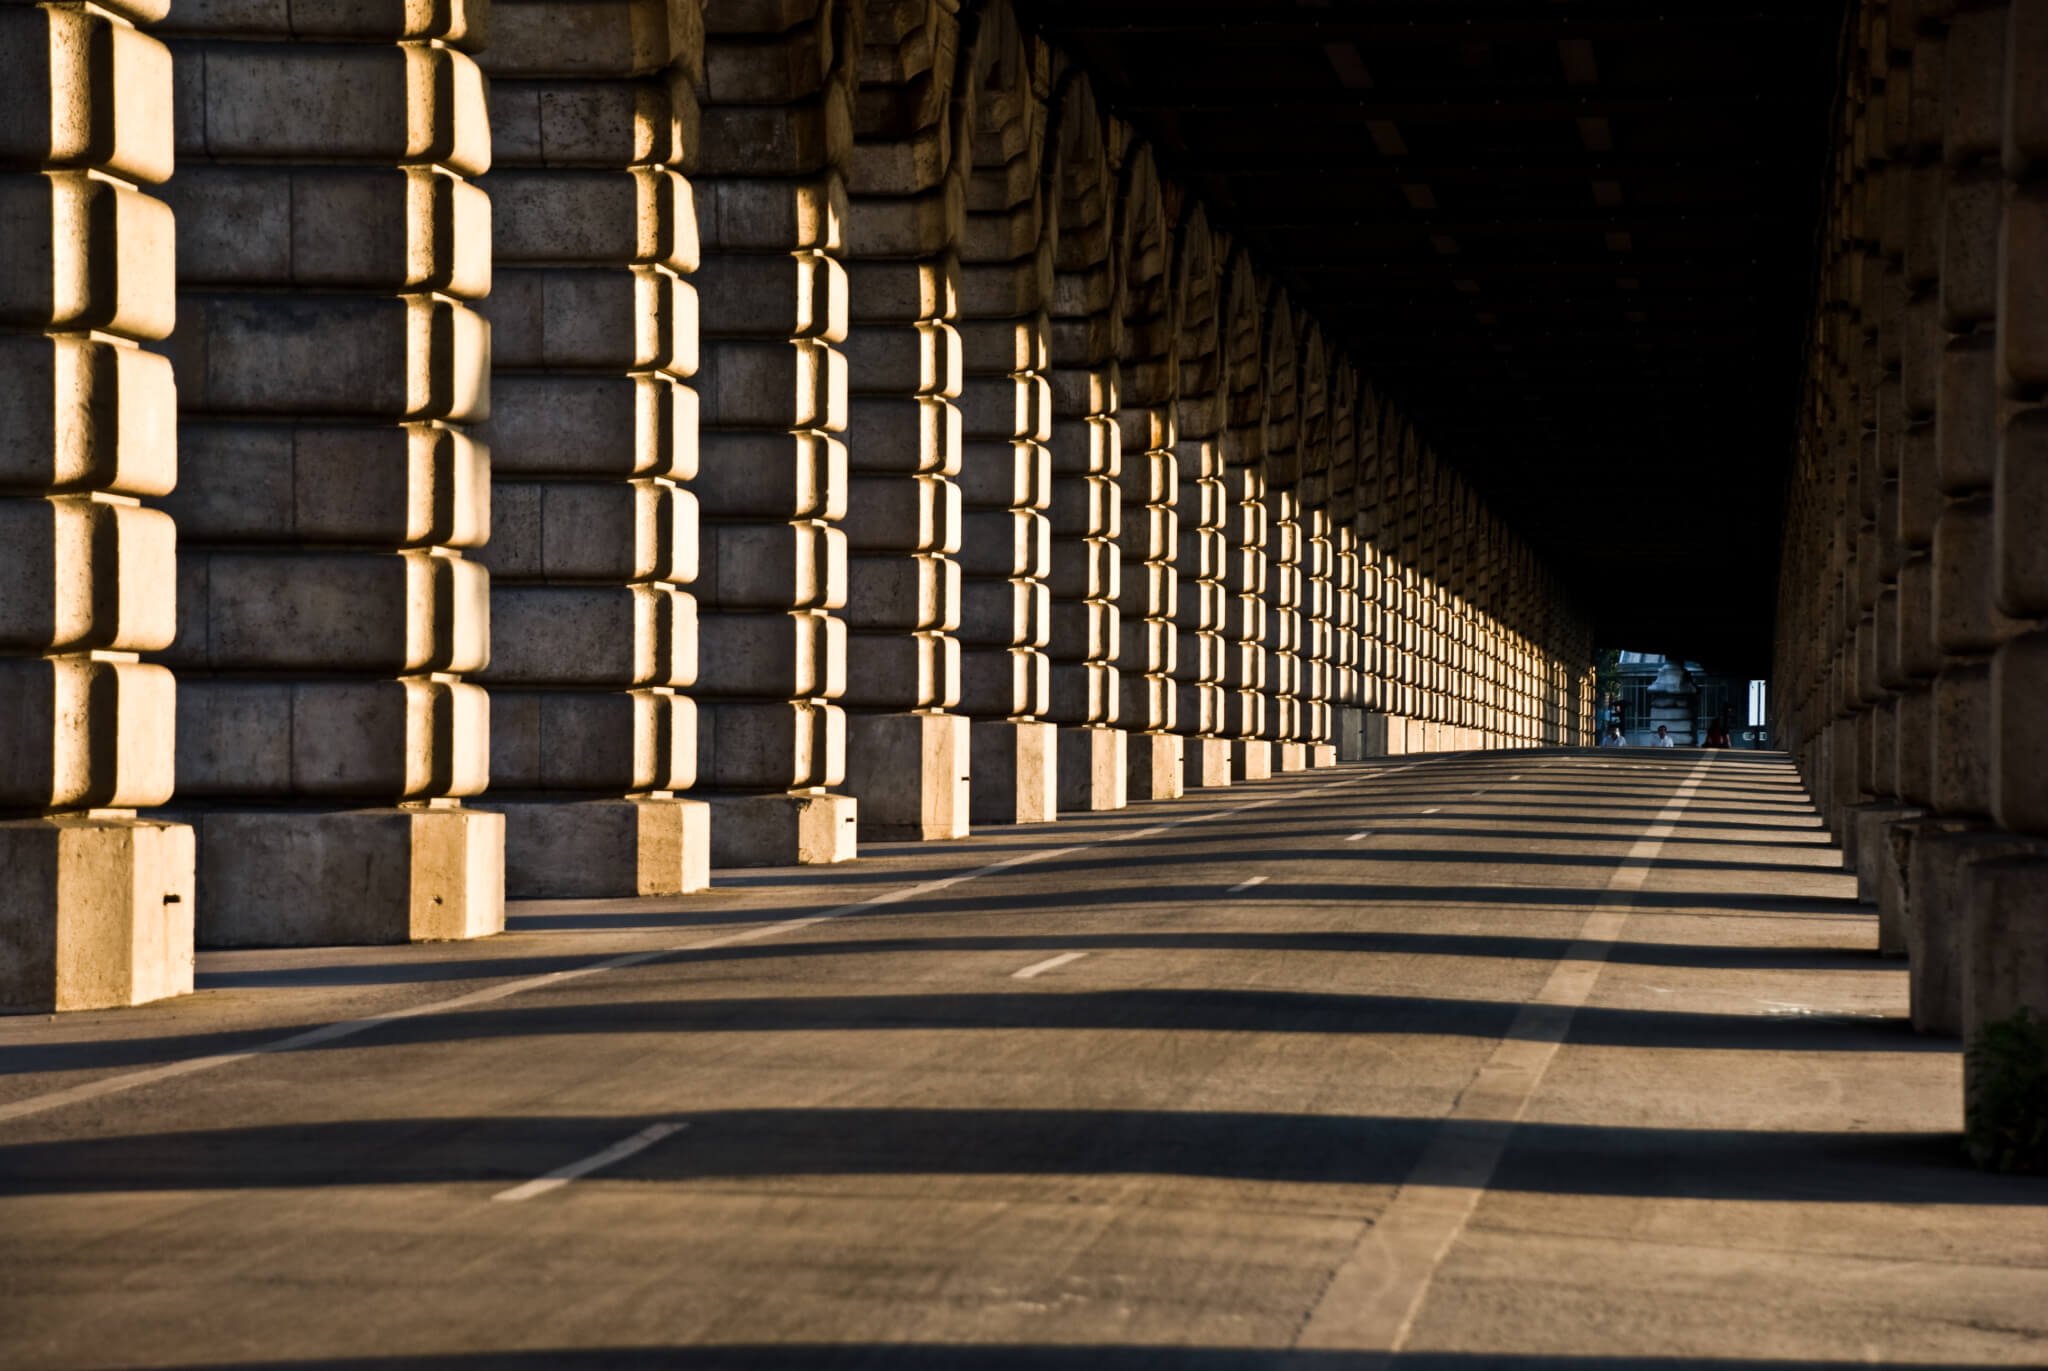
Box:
[1012, 952, 1088, 980]
[1294, 754, 1715, 1357]
[1227, 875, 1269, 893]
[0, 756, 1458, 1127]
[1344, 831, 1372, 842]
[1420, 807, 1442, 814]
[491, 1121, 687, 1203]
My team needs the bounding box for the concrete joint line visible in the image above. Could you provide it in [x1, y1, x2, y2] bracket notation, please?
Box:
[1293, 755, 1715, 1356]
[0, 757, 1459, 1127]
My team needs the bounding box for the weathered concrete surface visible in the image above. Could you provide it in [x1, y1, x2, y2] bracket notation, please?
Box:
[1, 751, 2042, 1368]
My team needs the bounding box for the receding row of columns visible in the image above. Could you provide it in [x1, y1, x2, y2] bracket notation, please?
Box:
[0, 0, 1597, 1015]
[1775, 0, 2046, 1166]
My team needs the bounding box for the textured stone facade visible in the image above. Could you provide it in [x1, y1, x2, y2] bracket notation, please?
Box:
[1776, 0, 2048, 1162]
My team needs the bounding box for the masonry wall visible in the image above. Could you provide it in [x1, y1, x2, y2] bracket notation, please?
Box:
[1774, 0, 2048, 1167]
[0, 0, 1597, 1012]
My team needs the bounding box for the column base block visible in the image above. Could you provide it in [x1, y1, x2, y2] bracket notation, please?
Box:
[1127, 731, 1184, 802]
[1185, 736, 1233, 789]
[0, 817, 194, 1013]
[846, 712, 970, 841]
[969, 719, 1057, 825]
[1336, 707, 1367, 762]
[1276, 742, 1309, 772]
[1232, 738, 1273, 782]
[1962, 853, 2048, 1173]
[706, 791, 858, 867]
[1849, 803, 1922, 910]
[1908, 826, 2044, 1035]
[194, 806, 503, 948]
[1307, 743, 1338, 768]
[1962, 852, 2048, 1037]
[1058, 725, 1127, 812]
[487, 797, 709, 899]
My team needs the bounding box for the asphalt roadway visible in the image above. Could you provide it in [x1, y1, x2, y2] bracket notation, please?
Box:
[2, 749, 2045, 1369]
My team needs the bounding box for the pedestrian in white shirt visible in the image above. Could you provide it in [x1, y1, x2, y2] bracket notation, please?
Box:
[1653, 725, 1675, 747]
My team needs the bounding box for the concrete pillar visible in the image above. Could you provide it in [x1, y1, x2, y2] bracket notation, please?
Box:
[1043, 76, 1123, 813]
[1168, 212, 1231, 789]
[1328, 367, 1366, 762]
[1303, 506, 1338, 766]
[1262, 469, 1306, 774]
[474, 0, 710, 898]
[693, 0, 858, 865]
[1292, 323, 1336, 768]
[0, 0, 194, 1009]
[1910, 1, 2029, 1030]
[1961, 0, 2048, 1170]
[839, 1, 970, 842]
[160, 0, 503, 944]
[1112, 149, 1181, 802]
[1220, 251, 1271, 781]
[954, 5, 1055, 827]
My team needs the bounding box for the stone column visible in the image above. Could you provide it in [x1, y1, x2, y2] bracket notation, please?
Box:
[1168, 214, 1231, 789]
[1221, 252, 1271, 780]
[1259, 289, 1305, 772]
[161, 1, 502, 944]
[692, 0, 859, 865]
[1328, 368, 1366, 762]
[1303, 506, 1337, 766]
[1296, 325, 1336, 768]
[1964, 0, 2048, 1169]
[1113, 149, 1181, 802]
[1911, 1, 2035, 1032]
[0, 0, 193, 1009]
[839, 1, 969, 841]
[954, 5, 1055, 826]
[475, 0, 709, 898]
[1044, 77, 1123, 813]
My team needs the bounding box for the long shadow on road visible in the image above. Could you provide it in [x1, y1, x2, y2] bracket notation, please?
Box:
[124, 1353, 2047, 1371]
[0, 1108, 2034, 1206]
[0, 984, 1943, 1078]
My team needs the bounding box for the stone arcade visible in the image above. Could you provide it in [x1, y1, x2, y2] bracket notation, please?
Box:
[1, 0, 1600, 1011]
[6, 0, 2046, 1158]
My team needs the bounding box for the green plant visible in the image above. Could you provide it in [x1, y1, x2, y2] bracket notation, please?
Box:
[1964, 1007, 2048, 1173]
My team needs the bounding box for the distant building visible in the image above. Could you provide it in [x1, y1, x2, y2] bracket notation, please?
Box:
[1606, 653, 1768, 747]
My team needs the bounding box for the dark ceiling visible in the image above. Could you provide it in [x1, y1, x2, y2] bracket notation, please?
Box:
[1015, 0, 1848, 675]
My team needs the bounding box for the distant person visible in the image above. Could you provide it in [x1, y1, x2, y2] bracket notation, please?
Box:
[1603, 722, 1626, 747]
[1653, 725, 1675, 747]
[1704, 716, 1731, 748]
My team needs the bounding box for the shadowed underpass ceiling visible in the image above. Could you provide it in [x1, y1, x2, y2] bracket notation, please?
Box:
[1015, 0, 1848, 674]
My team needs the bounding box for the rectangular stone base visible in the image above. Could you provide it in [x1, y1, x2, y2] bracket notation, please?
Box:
[486, 797, 709, 898]
[1851, 803, 1922, 908]
[1908, 827, 2046, 1035]
[1127, 731, 1184, 802]
[706, 790, 857, 867]
[1276, 742, 1309, 772]
[846, 712, 970, 841]
[1232, 738, 1272, 782]
[1185, 736, 1233, 789]
[1962, 853, 2048, 1039]
[1058, 725, 1127, 812]
[1307, 743, 1338, 768]
[0, 817, 194, 1013]
[969, 719, 1057, 825]
[1336, 707, 1367, 762]
[193, 806, 503, 948]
